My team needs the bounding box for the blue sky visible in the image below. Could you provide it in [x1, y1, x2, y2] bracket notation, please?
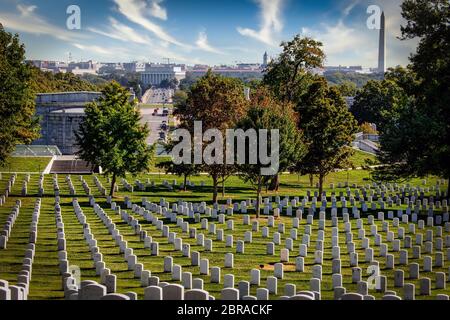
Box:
[0, 0, 418, 67]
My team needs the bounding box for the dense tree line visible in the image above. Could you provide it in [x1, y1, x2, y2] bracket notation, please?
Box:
[168, 36, 358, 203]
[89, 70, 142, 99]
[29, 66, 102, 94]
[325, 72, 383, 87]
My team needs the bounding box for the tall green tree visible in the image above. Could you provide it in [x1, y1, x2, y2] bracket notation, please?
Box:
[351, 79, 409, 130]
[384, 66, 419, 97]
[263, 36, 325, 104]
[375, 0, 450, 195]
[172, 90, 188, 107]
[236, 93, 305, 217]
[175, 70, 248, 203]
[294, 77, 358, 196]
[0, 24, 40, 166]
[263, 35, 325, 190]
[75, 81, 153, 197]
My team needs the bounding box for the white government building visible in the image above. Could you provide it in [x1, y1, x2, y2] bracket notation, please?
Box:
[140, 64, 186, 87]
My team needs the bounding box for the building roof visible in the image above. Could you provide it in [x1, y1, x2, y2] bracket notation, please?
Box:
[36, 91, 101, 96]
[50, 108, 86, 114]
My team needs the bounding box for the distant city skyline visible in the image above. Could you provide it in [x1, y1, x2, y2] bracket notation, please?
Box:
[0, 0, 418, 68]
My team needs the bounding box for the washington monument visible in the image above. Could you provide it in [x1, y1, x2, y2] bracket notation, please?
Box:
[378, 11, 386, 74]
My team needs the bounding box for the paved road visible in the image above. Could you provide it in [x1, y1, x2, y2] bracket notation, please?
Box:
[139, 107, 170, 145]
[143, 88, 174, 105]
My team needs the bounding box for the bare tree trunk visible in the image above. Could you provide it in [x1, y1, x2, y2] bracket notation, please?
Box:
[309, 174, 314, 187]
[268, 174, 280, 191]
[212, 175, 218, 204]
[256, 175, 262, 218]
[183, 174, 187, 192]
[109, 173, 116, 197]
[318, 173, 324, 198]
[222, 179, 225, 198]
[447, 177, 450, 200]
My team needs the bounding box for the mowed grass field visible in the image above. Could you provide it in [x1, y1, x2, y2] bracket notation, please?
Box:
[0, 156, 449, 300]
[0, 157, 51, 173]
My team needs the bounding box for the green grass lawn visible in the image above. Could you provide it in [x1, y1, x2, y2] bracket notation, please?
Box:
[350, 149, 377, 168]
[144, 149, 375, 174]
[0, 157, 51, 173]
[0, 170, 448, 300]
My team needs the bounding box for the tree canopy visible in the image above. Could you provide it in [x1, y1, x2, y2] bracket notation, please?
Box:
[263, 36, 325, 104]
[75, 81, 153, 196]
[29, 66, 102, 94]
[262, 35, 325, 190]
[294, 77, 358, 195]
[0, 24, 40, 166]
[351, 79, 410, 129]
[174, 70, 249, 202]
[374, 0, 450, 196]
[237, 88, 305, 217]
[334, 81, 358, 97]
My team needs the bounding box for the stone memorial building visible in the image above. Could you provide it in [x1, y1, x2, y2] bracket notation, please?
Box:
[32, 92, 102, 155]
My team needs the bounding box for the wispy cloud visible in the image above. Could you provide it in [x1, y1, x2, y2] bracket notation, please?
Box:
[88, 17, 152, 44]
[150, 0, 167, 20]
[195, 31, 223, 54]
[300, 0, 417, 69]
[302, 20, 367, 56]
[72, 40, 201, 64]
[237, 0, 284, 46]
[343, 0, 358, 17]
[113, 0, 186, 47]
[301, 20, 373, 66]
[73, 43, 114, 56]
[0, 4, 87, 42]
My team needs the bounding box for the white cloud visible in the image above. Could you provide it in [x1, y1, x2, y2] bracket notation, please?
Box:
[88, 17, 152, 44]
[355, 0, 418, 66]
[195, 31, 223, 54]
[301, 20, 375, 66]
[17, 4, 37, 16]
[237, 0, 284, 46]
[0, 4, 87, 42]
[302, 20, 368, 56]
[343, 0, 358, 16]
[113, 0, 186, 47]
[73, 43, 116, 56]
[72, 40, 200, 64]
[150, 0, 167, 20]
[299, 0, 418, 68]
